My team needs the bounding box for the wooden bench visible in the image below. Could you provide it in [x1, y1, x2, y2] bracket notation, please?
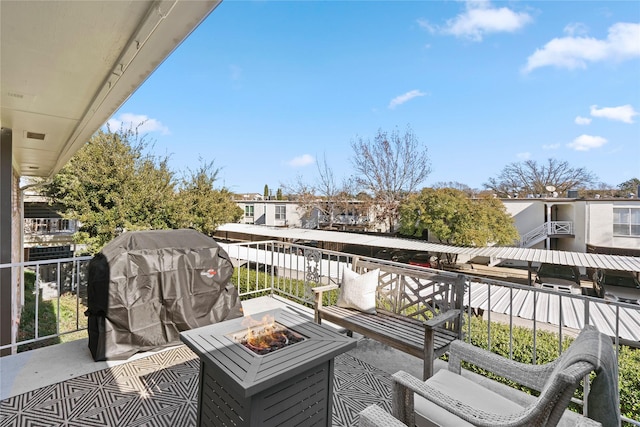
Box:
[313, 257, 466, 380]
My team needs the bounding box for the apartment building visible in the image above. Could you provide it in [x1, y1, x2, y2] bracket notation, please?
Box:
[502, 196, 640, 256]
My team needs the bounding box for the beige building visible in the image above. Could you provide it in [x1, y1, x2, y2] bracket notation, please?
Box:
[502, 197, 640, 256]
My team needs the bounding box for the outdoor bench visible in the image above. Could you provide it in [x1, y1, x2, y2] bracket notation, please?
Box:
[313, 257, 466, 380]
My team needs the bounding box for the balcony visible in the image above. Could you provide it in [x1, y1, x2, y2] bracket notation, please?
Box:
[23, 218, 78, 248]
[520, 221, 574, 248]
[1, 241, 638, 425]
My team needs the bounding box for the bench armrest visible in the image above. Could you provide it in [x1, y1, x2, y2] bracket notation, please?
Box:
[313, 284, 339, 323]
[312, 284, 339, 294]
[423, 308, 461, 329]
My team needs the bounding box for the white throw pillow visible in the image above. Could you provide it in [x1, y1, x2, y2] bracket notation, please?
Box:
[336, 266, 379, 314]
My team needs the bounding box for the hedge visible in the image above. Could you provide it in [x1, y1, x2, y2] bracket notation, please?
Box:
[467, 316, 639, 422]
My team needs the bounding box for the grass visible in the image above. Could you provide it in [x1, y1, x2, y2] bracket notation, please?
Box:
[17, 270, 87, 352]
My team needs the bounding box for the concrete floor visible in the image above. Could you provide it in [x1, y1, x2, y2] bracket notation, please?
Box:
[0, 295, 426, 400]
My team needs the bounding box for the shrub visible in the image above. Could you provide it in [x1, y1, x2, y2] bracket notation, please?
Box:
[466, 316, 640, 422]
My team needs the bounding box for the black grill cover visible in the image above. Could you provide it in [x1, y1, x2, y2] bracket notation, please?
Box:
[86, 229, 242, 361]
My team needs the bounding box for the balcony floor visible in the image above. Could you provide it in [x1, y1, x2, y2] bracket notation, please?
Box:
[0, 296, 425, 426]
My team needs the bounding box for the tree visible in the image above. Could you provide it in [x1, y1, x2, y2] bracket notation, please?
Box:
[350, 125, 431, 233]
[282, 154, 354, 229]
[44, 126, 181, 253]
[263, 184, 269, 199]
[618, 178, 640, 196]
[484, 158, 597, 198]
[432, 181, 479, 198]
[398, 188, 519, 263]
[276, 188, 283, 200]
[176, 160, 243, 236]
[44, 127, 243, 253]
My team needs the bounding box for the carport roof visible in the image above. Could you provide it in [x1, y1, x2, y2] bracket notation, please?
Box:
[216, 223, 640, 272]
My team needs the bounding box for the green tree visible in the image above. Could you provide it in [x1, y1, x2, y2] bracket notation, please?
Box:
[351, 125, 431, 233]
[44, 127, 180, 253]
[618, 178, 640, 196]
[276, 188, 283, 200]
[176, 160, 243, 236]
[263, 184, 269, 199]
[399, 188, 519, 263]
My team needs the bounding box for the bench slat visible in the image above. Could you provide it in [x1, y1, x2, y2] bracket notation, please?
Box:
[313, 258, 466, 380]
[318, 306, 457, 359]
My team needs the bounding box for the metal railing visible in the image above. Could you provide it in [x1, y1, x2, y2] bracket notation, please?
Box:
[520, 221, 573, 247]
[2, 241, 637, 423]
[23, 218, 78, 235]
[0, 256, 91, 353]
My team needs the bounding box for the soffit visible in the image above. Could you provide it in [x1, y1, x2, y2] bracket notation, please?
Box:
[1, 0, 220, 177]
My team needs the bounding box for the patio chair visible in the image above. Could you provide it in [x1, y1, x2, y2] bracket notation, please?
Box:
[363, 326, 619, 427]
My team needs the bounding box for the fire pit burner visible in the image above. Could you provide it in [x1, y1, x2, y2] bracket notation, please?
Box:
[180, 308, 356, 427]
[228, 321, 306, 356]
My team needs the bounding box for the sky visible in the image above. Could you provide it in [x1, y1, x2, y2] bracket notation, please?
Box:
[107, 0, 640, 194]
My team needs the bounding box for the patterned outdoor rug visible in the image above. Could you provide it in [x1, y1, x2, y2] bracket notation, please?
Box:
[0, 345, 392, 426]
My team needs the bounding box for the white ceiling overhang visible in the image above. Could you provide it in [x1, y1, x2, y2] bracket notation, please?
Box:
[1, 0, 221, 178]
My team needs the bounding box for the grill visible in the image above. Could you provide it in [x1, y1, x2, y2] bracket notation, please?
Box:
[180, 309, 356, 427]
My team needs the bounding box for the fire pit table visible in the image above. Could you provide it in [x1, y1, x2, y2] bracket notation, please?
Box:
[180, 308, 357, 427]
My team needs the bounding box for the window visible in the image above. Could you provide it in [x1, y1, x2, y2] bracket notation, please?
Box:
[245, 205, 254, 217]
[613, 208, 640, 236]
[275, 205, 286, 220]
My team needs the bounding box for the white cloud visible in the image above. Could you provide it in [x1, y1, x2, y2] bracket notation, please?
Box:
[442, 1, 532, 42]
[523, 22, 640, 73]
[107, 113, 169, 135]
[417, 18, 436, 34]
[590, 104, 638, 124]
[516, 152, 531, 159]
[287, 154, 315, 167]
[542, 143, 561, 150]
[567, 134, 608, 151]
[388, 90, 427, 109]
[575, 116, 592, 125]
[563, 23, 589, 37]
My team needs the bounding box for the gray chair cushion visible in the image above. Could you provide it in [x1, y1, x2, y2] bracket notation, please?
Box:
[414, 369, 523, 427]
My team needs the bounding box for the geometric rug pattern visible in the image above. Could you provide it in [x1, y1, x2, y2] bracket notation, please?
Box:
[0, 345, 392, 427]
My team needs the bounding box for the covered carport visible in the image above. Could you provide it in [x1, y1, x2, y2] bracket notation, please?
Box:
[1, 0, 222, 354]
[215, 223, 640, 275]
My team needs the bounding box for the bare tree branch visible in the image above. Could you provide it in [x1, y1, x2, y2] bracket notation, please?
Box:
[483, 158, 597, 197]
[350, 125, 431, 232]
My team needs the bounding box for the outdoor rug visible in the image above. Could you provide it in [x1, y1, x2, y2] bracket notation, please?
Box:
[0, 345, 392, 426]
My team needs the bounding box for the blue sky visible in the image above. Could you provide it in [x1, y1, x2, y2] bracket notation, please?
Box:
[108, 0, 640, 194]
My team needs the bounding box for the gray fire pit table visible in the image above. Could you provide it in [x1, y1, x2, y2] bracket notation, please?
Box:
[180, 308, 357, 427]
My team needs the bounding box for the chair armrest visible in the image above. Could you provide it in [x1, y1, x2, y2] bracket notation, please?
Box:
[358, 405, 406, 427]
[423, 308, 461, 329]
[391, 370, 576, 427]
[447, 340, 557, 391]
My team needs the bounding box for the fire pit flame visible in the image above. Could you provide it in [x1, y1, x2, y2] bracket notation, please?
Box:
[231, 314, 305, 356]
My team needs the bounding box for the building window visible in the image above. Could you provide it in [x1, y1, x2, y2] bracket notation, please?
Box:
[275, 205, 286, 220]
[613, 208, 640, 236]
[245, 205, 254, 217]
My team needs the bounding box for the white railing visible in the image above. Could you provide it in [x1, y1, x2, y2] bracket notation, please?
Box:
[1, 243, 637, 424]
[24, 218, 78, 235]
[520, 221, 573, 247]
[0, 256, 91, 353]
